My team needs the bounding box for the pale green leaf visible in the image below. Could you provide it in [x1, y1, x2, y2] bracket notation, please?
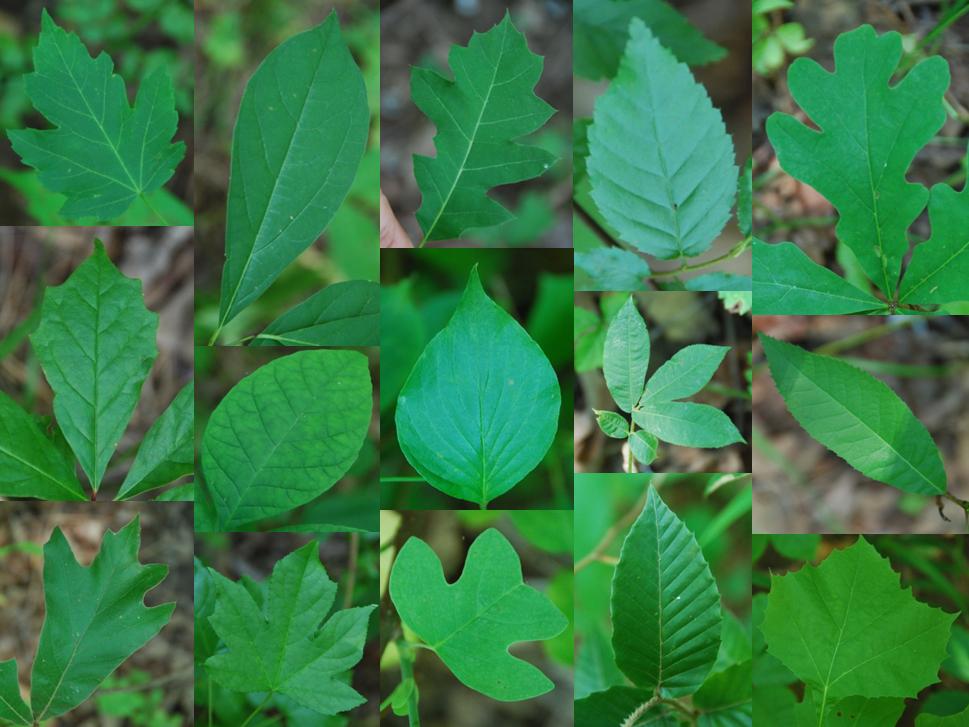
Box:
[508, 511, 573, 555]
[575, 248, 651, 291]
[917, 706, 969, 726]
[899, 183, 969, 305]
[251, 280, 379, 347]
[603, 297, 649, 413]
[630, 430, 658, 465]
[639, 344, 728, 404]
[595, 409, 630, 439]
[0, 660, 30, 726]
[633, 402, 744, 448]
[576, 625, 625, 699]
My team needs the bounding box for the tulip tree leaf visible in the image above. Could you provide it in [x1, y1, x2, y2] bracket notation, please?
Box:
[612, 487, 722, 695]
[588, 20, 736, 259]
[0, 660, 30, 726]
[31, 240, 158, 491]
[7, 11, 184, 222]
[603, 297, 649, 413]
[760, 334, 946, 495]
[201, 350, 372, 530]
[251, 280, 379, 347]
[412, 13, 556, 242]
[766, 25, 949, 297]
[389, 528, 568, 701]
[395, 267, 561, 507]
[205, 542, 375, 716]
[217, 13, 368, 330]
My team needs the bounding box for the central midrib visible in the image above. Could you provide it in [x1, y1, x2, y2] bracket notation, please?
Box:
[429, 581, 522, 651]
[0, 442, 78, 499]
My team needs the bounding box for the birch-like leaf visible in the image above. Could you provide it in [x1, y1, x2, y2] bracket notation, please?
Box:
[412, 13, 555, 242]
[30, 240, 158, 491]
[899, 183, 969, 305]
[0, 661, 29, 726]
[603, 297, 649, 413]
[575, 248, 651, 291]
[588, 20, 736, 259]
[217, 13, 368, 330]
[760, 334, 946, 495]
[766, 25, 949, 297]
[251, 280, 379, 347]
[7, 11, 184, 221]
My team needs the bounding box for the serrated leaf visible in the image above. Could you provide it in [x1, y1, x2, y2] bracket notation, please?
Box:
[612, 487, 721, 694]
[596, 409, 630, 439]
[630, 430, 658, 465]
[0, 660, 30, 726]
[117, 382, 193, 500]
[206, 542, 374, 716]
[251, 280, 379, 347]
[412, 13, 555, 242]
[575, 248, 651, 291]
[0, 390, 85, 501]
[7, 11, 184, 221]
[603, 297, 650, 413]
[200, 350, 371, 530]
[217, 13, 368, 330]
[766, 25, 949, 296]
[31, 240, 158, 491]
[917, 706, 969, 726]
[762, 537, 956, 705]
[30, 518, 173, 722]
[759, 334, 946, 495]
[753, 240, 886, 314]
[899, 183, 969, 305]
[395, 267, 560, 507]
[639, 344, 728, 404]
[575, 685, 674, 727]
[588, 20, 736, 259]
[633, 402, 744, 448]
[389, 529, 567, 701]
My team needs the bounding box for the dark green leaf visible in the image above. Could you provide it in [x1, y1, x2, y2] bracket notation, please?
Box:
[251, 280, 379, 347]
[899, 183, 969, 305]
[0, 660, 30, 726]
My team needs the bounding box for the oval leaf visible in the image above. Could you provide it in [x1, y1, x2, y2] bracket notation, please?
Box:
[633, 401, 744, 448]
[640, 343, 728, 404]
[251, 280, 379, 347]
[603, 297, 649, 413]
[595, 409, 630, 439]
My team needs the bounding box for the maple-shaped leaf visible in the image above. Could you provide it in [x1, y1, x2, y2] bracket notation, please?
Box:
[389, 528, 568, 701]
[7, 10, 185, 221]
[412, 12, 556, 243]
[766, 25, 949, 297]
[205, 542, 375, 716]
[899, 182, 969, 305]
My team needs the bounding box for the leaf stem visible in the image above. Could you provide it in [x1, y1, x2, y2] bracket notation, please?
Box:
[941, 492, 969, 530]
[239, 692, 273, 727]
[398, 641, 421, 727]
[626, 418, 636, 473]
[648, 236, 751, 279]
[575, 489, 648, 573]
[621, 695, 659, 727]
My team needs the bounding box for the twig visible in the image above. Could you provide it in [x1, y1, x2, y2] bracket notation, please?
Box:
[575, 489, 648, 573]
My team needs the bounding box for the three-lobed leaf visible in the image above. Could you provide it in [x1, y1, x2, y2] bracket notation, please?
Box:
[251, 280, 379, 347]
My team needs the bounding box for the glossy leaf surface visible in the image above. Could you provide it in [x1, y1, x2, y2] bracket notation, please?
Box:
[899, 183, 969, 305]
[252, 280, 379, 347]
[603, 297, 649, 413]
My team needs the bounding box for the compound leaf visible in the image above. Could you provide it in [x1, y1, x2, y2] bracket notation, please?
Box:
[389, 529, 567, 701]
[633, 402, 744, 448]
[395, 267, 560, 507]
[766, 25, 949, 297]
[251, 280, 379, 347]
[760, 334, 946, 495]
[612, 487, 722, 694]
[575, 248, 652, 291]
[31, 240, 158, 491]
[412, 13, 555, 242]
[206, 542, 374, 716]
[7, 11, 184, 221]
[603, 297, 649, 413]
[761, 537, 955, 703]
[588, 20, 736, 259]
[201, 350, 371, 530]
[0, 660, 29, 726]
[217, 13, 368, 330]
[640, 344, 728, 404]
[899, 183, 969, 305]
[30, 518, 173, 722]
[595, 409, 630, 439]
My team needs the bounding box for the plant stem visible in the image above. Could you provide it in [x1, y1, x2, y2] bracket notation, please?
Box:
[240, 693, 273, 727]
[575, 489, 648, 573]
[626, 419, 636, 473]
[398, 641, 421, 727]
[621, 695, 659, 727]
[648, 236, 751, 279]
[344, 532, 359, 610]
[942, 492, 969, 530]
[208, 325, 222, 346]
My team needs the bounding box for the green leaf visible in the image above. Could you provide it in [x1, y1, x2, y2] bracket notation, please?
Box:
[574, 0, 726, 80]
[633, 402, 744, 448]
[899, 182, 969, 305]
[155, 481, 194, 501]
[508, 511, 574, 555]
[0, 391, 85, 501]
[395, 267, 560, 507]
[31, 240, 158, 491]
[770, 534, 820, 561]
[575, 248, 652, 291]
[217, 13, 368, 330]
[630, 430, 658, 465]
[693, 660, 753, 723]
[612, 487, 721, 694]
[762, 537, 956, 706]
[754, 686, 797, 727]
[194, 557, 219, 666]
[759, 334, 946, 495]
[942, 626, 969, 681]
[684, 273, 753, 292]
[576, 624, 625, 699]
[0, 660, 30, 726]
[117, 382, 193, 500]
[389, 529, 567, 701]
[822, 696, 905, 726]
[639, 344, 728, 404]
[251, 280, 379, 347]
[588, 20, 736, 259]
[752, 240, 886, 314]
[206, 542, 374, 716]
[201, 350, 372, 530]
[603, 297, 650, 413]
[917, 706, 969, 726]
[7, 11, 184, 222]
[31, 518, 174, 722]
[595, 409, 630, 439]
[379, 280, 424, 413]
[738, 157, 752, 236]
[575, 685, 674, 727]
[412, 13, 555, 242]
[766, 25, 949, 296]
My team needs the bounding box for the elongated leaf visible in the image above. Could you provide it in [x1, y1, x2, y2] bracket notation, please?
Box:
[31, 240, 158, 491]
[117, 382, 194, 500]
[588, 20, 736, 259]
[899, 183, 969, 305]
[630, 430, 658, 465]
[395, 267, 560, 507]
[7, 11, 184, 221]
[612, 487, 721, 694]
[412, 13, 555, 242]
[0, 661, 29, 726]
[389, 529, 567, 701]
[603, 297, 649, 413]
[640, 344, 728, 404]
[762, 537, 955, 704]
[595, 409, 630, 439]
[766, 25, 949, 296]
[575, 248, 651, 291]
[753, 240, 886, 314]
[0, 391, 85, 500]
[760, 334, 946, 495]
[201, 350, 371, 530]
[30, 518, 173, 722]
[251, 280, 379, 347]
[217, 13, 368, 330]
[206, 542, 375, 716]
[633, 401, 744, 448]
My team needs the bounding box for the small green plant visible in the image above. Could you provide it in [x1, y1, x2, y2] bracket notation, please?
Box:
[752, 0, 814, 76]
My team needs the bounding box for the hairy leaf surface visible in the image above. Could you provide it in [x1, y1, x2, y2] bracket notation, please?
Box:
[603, 297, 649, 413]
[574, 685, 674, 727]
[389, 529, 567, 701]
[575, 248, 651, 291]
[640, 344, 728, 404]
[0, 661, 29, 726]
[633, 402, 744, 448]
[899, 183, 969, 305]
[31, 240, 158, 491]
[252, 280, 379, 347]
